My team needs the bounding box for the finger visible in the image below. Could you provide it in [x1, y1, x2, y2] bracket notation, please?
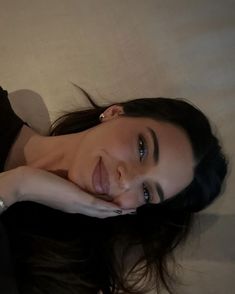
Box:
[99, 209, 136, 218]
[91, 197, 122, 211]
[95, 211, 123, 219]
[91, 208, 137, 219]
[91, 199, 138, 216]
[121, 209, 136, 215]
[97, 201, 136, 215]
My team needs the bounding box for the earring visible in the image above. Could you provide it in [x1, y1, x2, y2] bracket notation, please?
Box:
[99, 113, 105, 122]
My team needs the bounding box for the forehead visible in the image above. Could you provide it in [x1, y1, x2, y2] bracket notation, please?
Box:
[121, 116, 189, 140]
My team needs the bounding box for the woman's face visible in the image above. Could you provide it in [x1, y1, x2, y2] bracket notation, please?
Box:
[67, 105, 195, 210]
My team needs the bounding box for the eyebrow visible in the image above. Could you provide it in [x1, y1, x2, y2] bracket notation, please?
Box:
[147, 127, 165, 203]
[156, 183, 165, 203]
[147, 127, 159, 163]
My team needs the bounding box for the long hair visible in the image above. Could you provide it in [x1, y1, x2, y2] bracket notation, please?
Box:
[10, 87, 228, 294]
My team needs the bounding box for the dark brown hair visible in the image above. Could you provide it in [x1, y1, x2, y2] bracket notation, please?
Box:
[11, 87, 228, 294]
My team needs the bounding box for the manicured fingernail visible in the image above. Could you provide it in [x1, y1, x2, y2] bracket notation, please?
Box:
[114, 210, 122, 214]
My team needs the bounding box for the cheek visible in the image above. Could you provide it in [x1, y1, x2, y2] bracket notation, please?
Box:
[102, 123, 135, 158]
[110, 137, 135, 164]
[112, 191, 143, 209]
[67, 150, 92, 190]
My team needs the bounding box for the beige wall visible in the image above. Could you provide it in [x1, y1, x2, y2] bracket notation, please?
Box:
[0, 0, 234, 293]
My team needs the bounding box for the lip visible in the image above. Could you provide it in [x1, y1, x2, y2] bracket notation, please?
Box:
[92, 157, 110, 195]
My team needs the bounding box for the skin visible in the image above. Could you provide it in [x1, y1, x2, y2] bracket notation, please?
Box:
[9, 105, 195, 211]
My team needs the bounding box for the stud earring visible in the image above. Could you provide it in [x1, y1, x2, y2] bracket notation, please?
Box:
[99, 113, 105, 121]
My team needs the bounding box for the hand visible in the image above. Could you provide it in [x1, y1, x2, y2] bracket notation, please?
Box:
[0, 166, 134, 218]
[0, 167, 23, 208]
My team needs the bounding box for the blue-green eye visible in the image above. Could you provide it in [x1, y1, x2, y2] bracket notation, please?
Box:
[138, 135, 147, 161]
[143, 183, 151, 204]
[138, 136, 151, 203]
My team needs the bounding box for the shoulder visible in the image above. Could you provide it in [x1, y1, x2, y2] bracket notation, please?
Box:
[0, 86, 25, 172]
[0, 86, 10, 100]
[0, 86, 9, 101]
[0, 86, 15, 112]
[0, 86, 7, 96]
[0, 86, 23, 121]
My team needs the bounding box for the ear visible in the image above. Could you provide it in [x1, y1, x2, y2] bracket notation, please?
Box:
[101, 105, 124, 122]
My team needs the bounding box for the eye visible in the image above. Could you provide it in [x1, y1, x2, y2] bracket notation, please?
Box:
[138, 135, 147, 161]
[143, 183, 151, 204]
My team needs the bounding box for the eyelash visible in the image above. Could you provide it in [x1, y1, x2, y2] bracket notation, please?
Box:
[138, 135, 151, 204]
[143, 183, 151, 204]
[138, 135, 147, 161]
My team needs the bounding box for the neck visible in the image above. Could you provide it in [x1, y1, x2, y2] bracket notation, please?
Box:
[4, 125, 84, 175]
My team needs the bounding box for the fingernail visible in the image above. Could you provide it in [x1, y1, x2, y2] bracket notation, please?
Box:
[114, 210, 122, 214]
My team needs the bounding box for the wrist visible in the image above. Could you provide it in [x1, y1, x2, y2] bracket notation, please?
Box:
[0, 197, 8, 214]
[15, 166, 29, 202]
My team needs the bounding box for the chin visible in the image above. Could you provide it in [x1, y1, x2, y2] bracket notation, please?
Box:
[49, 169, 68, 179]
[67, 170, 92, 193]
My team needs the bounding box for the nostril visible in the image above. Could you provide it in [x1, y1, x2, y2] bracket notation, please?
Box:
[117, 163, 130, 191]
[117, 165, 125, 190]
[118, 169, 121, 180]
[117, 165, 123, 181]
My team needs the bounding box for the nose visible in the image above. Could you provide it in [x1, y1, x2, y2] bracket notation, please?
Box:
[117, 161, 143, 192]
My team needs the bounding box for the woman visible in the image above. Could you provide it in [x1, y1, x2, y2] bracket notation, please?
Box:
[0, 86, 228, 294]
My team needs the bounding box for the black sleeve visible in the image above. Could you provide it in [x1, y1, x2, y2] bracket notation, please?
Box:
[0, 87, 24, 172]
[0, 87, 23, 293]
[0, 222, 19, 294]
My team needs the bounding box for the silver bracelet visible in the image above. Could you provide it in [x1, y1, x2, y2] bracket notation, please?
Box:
[0, 197, 8, 214]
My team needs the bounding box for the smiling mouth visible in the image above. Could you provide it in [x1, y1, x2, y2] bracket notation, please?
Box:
[92, 157, 110, 195]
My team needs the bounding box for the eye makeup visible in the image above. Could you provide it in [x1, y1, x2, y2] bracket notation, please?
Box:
[138, 134, 147, 161]
[139, 128, 165, 204]
[138, 134, 152, 203]
[143, 183, 151, 204]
